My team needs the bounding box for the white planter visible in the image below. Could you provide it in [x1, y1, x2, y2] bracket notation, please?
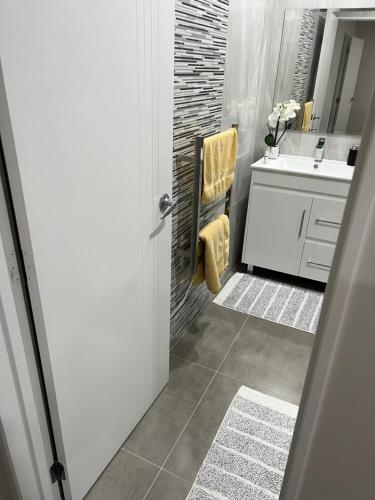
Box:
[269, 146, 280, 159]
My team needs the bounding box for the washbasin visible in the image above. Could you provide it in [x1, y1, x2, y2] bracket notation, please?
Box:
[251, 154, 354, 181]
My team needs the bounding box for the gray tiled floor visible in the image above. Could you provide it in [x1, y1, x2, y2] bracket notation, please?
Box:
[85, 450, 158, 500]
[219, 316, 314, 405]
[86, 302, 315, 499]
[171, 303, 247, 370]
[123, 357, 213, 466]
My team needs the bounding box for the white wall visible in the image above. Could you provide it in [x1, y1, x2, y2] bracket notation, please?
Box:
[222, 0, 276, 266]
[281, 131, 361, 161]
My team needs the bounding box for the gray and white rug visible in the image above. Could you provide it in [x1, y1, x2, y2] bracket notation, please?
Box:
[214, 273, 323, 334]
[186, 386, 297, 500]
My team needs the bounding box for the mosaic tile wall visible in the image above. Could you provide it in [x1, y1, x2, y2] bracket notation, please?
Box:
[292, 9, 319, 103]
[171, 0, 230, 345]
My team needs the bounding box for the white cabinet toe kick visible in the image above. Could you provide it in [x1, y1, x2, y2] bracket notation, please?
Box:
[242, 162, 351, 283]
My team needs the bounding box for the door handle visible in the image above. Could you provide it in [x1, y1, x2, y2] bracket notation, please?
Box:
[307, 259, 331, 269]
[298, 209, 306, 238]
[315, 218, 341, 227]
[159, 193, 177, 220]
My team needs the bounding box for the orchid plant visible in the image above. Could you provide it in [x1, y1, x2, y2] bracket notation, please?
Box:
[265, 99, 301, 148]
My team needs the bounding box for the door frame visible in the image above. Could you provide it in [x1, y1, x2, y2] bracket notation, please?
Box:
[280, 90, 375, 499]
[0, 60, 68, 498]
[311, 9, 338, 132]
[327, 33, 351, 133]
[0, 131, 56, 498]
[331, 35, 364, 134]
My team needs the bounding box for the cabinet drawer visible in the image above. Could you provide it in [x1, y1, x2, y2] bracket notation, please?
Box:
[299, 241, 335, 283]
[307, 198, 346, 243]
[252, 169, 351, 197]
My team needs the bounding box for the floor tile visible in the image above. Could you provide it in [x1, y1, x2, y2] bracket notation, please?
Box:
[171, 303, 246, 370]
[164, 373, 243, 482]
[164, 356, 214, 404]
[220, 316, 314, 405]
[145, 470, 192, 500]
[123, 357, 213, 465]
[85, 450, 158, 500]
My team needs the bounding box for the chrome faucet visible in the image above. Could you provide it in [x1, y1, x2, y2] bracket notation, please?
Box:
[315, 137, 326, 162]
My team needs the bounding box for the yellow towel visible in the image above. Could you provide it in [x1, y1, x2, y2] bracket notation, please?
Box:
[193, 214, 230, 293]
[302, 101, 313, 132]
[201, 128, 238, 205]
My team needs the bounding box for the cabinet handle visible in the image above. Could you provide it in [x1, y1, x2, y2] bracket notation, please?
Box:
[298, 209, 306, 238]
[316, 218, 341, 227]
[307, 259, 331, 269]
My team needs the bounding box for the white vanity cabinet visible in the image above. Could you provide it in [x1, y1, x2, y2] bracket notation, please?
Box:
[244, 186, 312, 276]
[242, 158, 352, 283]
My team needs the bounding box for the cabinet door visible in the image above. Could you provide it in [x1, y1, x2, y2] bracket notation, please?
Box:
[243, 185, 312, 274]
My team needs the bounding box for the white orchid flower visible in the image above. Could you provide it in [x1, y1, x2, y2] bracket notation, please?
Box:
[265, 98, 301, 148]
[268, 109, 280, 128]
[289, 99, 301, 111]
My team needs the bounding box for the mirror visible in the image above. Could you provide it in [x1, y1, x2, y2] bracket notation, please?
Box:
[274, 8, 375, 135]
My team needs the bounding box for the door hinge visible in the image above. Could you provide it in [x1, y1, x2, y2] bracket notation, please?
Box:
[9, 249, 33, 285]
[9, 250, 21, 285]
[50, 461, 66, 484]
[22, 250, 33, 282]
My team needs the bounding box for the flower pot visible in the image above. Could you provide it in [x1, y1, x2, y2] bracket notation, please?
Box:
[269, 146, 280, 159]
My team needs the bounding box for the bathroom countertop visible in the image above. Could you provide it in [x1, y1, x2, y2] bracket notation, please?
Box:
[251, 154, 354, 182]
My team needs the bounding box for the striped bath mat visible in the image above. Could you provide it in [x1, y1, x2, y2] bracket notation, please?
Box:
[214, 273, 323, 334]
[186, 386, 297, 500]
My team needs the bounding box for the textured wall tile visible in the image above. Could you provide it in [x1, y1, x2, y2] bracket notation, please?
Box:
[171, 0, 230, 345]
[291, 10, 319, 103]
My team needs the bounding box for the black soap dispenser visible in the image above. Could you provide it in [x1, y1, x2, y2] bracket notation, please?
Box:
[347, 145, 359, 166]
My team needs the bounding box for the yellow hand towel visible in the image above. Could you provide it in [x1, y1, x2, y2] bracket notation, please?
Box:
[302, 101, 313, 132]
[202, 128, 238, 205]
[193, 214, 230, 294]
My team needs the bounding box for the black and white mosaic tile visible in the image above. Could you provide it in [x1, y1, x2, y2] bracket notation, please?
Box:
[214, 273, 323, 334]
[171, 0, 230, 345]
[187, 385, 298, 500]
[292, 9, 319, 103]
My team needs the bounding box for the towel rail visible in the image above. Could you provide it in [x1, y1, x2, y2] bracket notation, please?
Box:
[177, 124, 238, 276]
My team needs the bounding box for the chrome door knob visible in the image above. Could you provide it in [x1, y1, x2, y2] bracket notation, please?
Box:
[159, 193, 177, 220]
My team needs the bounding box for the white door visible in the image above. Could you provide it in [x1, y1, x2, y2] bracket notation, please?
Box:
[334, 36, 364, 133]
[243, 186, 312, 275]
[0, 2, 174, 499]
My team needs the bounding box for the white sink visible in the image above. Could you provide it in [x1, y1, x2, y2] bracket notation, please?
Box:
[252, 154, 354, 181]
